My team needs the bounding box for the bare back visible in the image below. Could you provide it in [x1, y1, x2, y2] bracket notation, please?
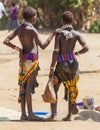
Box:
[55, 29, 87, 54]
[15, 23, 38, 54]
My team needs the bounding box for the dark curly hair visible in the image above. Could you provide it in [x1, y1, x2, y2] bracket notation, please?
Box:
[62, 11, 74, 24]
[23, 7, 37, 21]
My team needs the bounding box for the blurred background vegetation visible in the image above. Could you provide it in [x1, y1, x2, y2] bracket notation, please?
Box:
[1, 0, 100, 33]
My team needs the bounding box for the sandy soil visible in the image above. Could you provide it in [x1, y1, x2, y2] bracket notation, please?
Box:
[0, 30, 100, 130]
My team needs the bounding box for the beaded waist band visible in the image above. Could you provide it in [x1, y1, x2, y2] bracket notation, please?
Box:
[23, 53, 38, 61]
[57, 52, 75, 63]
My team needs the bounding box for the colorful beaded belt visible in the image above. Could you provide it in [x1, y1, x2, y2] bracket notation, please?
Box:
[23, 53, 38, 61]
[57, 52, 75, 63]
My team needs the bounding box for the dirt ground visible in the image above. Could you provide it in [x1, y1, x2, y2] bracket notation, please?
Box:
[0, 30, 100, 130]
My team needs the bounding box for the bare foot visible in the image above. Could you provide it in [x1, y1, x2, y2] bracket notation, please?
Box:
[42, 115, 57, 121]
[20, 114, 28, 120]
[71, 103, 78, 115]
[28, 114, 43, 121]
[62, 114, 71, 121]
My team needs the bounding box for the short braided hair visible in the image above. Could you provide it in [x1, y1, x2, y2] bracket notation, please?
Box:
[23, 7, 37, 21]
[62, 11, 74, 24]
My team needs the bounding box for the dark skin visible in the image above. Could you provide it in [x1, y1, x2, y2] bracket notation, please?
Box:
[46, 24, 89, 121]
[3, 14, 55, 120]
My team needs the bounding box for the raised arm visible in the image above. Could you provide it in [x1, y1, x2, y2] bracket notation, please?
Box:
[33, 29, 56, 50]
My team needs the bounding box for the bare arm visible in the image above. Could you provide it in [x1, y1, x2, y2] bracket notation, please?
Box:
[3, 31, 21, 52]
[50, 34, 60, 71]
[75, 33, 89, 55]
[33, 29, 56, 50]
[2, 3, 8, 16]
[75, 43, 89, 56]
[3, 30, 23, 59]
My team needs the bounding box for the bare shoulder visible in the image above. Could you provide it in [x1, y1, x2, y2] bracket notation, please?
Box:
[72, 29, 82, 36]
[26, 25, 39, 36]
[14, 24, 24, 34]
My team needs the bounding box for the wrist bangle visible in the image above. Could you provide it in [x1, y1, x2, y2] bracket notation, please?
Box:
[14, 46, 20, 52]
[50, 67, 54, 70]
[47, 33, 54, 42]
[12, 45, 16, 49]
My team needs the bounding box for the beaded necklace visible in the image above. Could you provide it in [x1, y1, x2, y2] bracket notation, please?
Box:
[23, 21, 33, 27]
[60, 24, 73, 39]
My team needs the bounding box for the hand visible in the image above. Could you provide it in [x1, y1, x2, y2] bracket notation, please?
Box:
[55, 28, 62, 34]
[75, 52, 79, 56]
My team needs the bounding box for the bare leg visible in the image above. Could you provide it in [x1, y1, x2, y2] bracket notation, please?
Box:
[62, 93, 78, 121]
[43, 82, 60, 121]
[62, 77, 79, 121]
[26, 71, 36, 117]
[25, 70, 43, 121]
[20, 95, 28, 120]
[70, 102, 78, 115]
[62, 94, 72, 121]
